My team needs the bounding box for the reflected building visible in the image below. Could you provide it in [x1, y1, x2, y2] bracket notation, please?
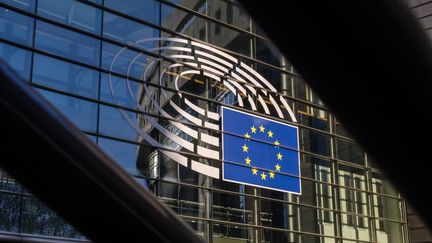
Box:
[0, 0, 412, 242]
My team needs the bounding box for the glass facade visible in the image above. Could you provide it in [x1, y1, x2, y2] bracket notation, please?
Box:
[0, 0, 409, 242]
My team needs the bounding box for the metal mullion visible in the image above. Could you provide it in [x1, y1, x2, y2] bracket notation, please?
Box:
[0, 10, 330, 115]
[409, 0, 432, 9]
[329, 114, 342, 242]
[72, 0, 300, 77]
[26, 84, 391, 197]
[0, 0, 305, 83]
[158, 0, 266, 40]
[95, 3, 104, 144]
[365, 153, 378, 242]
[417, 11, 432, 20]
[179, 215, 377, 243]
[29, 79, 350, 158]
[0, 188, 32, 197]
[21, 48, 350, 143]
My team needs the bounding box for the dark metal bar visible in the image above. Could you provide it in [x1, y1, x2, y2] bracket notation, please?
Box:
[0, 60, 203, 243]
[237, 0, 432, 229]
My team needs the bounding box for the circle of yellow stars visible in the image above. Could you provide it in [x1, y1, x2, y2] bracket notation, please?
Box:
[242, 124, 283, 181]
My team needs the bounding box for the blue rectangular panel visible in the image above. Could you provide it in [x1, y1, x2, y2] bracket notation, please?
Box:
[222, 107, 301, 194]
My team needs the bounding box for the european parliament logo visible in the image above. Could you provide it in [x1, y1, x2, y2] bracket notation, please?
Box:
[222, 107, 301, 194]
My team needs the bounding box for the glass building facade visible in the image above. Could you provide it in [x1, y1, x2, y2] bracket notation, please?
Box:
[0, 0, 409, 242]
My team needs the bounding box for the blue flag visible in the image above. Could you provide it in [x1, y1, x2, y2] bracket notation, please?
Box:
[222, 107, 301, 194]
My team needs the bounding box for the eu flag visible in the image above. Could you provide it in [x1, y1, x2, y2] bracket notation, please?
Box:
[222, 107, 301, 194]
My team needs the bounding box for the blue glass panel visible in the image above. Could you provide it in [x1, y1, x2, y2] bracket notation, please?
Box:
[0, 7, 34, 46]
[35, 20, 100, 66]
[87, 0, 102, 4]
[0, 42, 31, 80]
[36, 88, 98, 132]
[37, 0, 101, 34]
[100, 73, 140, 108]
[98, 137, 139, 174]
[103, 12, 159, 49]
[0, 0, 35, 12]
[99, 104, 137, 141]
[87, 134, 97, 143]
[32, 54, 99, 98]
[104, 0, 159, 24]
[101, 42, 152, 79]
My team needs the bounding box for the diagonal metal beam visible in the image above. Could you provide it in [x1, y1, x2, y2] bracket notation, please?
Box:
[0, 60, 203, 243]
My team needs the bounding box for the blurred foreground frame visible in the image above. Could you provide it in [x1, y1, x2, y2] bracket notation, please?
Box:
[237, 0, 432, 229]
[0, 60, 203, 243]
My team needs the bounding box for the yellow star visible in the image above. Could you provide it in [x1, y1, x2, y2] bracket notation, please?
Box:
[242, 144, 248, 152]
[269, 171, 275, 179]
[260, 171, 267, 180]
[245, 157, 251, 165]
[275, 163, 281, 171]
[267, 130, 273, 138]
[259, 125, 265, 132]
[251, 126, 257, 133]
[277, 152, 283, 160]
[244, 132, 251, 139]
[274, 140, 280, 147]
[252, 167, 258, 175]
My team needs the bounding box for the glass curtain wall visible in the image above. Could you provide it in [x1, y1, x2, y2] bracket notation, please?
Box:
[0, 0, 408, 242]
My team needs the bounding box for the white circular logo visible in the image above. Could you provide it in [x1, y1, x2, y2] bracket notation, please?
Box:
[108, 37, 297, 179]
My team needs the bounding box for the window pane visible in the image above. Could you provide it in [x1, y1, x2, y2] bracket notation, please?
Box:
[0, 7, 34, 46]
[103, 12, 159, 49]
[335, 138, 365, 165]
[0, 0, 35, 12]
[104, 0, 159, 25]
[100, 73, 140, 108]
[32, 54, 99, 99]
[209, 21, 250, 56]
[166, 0, 205, 13]
[0, 42, 31, 80]
[98, 138, 139, 174]
[36, 88, 98, 132]
[161, 4, 208, 41]
[208, 0, 250, 30]
[98, 104, 138, 141]
[101, 42, 151, 79]
[37, 0, 101, 34]
[35, 20, 100, 66]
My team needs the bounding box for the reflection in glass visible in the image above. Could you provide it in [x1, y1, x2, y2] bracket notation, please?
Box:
[104, 0, 160, 24]
[35, 20, 101, 66]
[100, 73, 140, 108]
[208, 0, 250, 30]
[37, 0, 101, 34]
[0, 0, 35, 12]
[103, 12, 159, 49]
[375, 220, 405, 243]
[161, 4, 208, 41]
[101, 42, 152, 79]
[0, 42, 31, 80]
[98, 104, 138, 141]
[0, 7, 34, 46]
[98, 137, 139, 174]
[32, 54, 99, 98]
[335, 138, 365, 165]
[36, 88, 98, 132]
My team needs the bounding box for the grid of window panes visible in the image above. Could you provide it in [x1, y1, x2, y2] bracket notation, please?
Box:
[0, 0, 408, 242]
